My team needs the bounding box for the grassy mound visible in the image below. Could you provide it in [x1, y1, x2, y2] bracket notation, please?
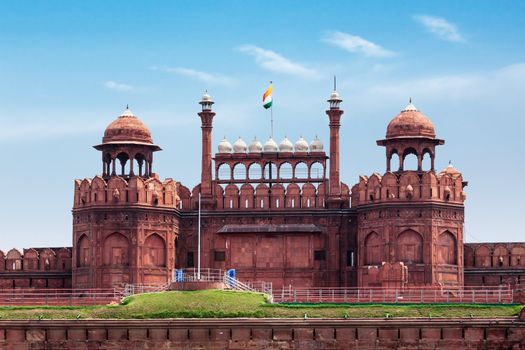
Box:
[0, 290, 521, 320]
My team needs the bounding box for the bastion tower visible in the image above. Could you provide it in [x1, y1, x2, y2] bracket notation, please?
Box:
[352, 102, 467, 288]
[72, 108, 179, 288]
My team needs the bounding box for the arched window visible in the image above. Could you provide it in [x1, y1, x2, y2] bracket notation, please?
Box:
[422, 150, 432, 171]
[116, 152, 130, 176]
[264, 162, 277, 180]
[144, 234, 166, 267]
[103, 233, 129, 266]
[397, 230, 423, 263]
[402, 148, 418, 171]
[295, 162, 308, 179]
[248, 163, 262, 180]
[233, 163, 247, 181]
[365, 232, 382, 265]
[310, 162, 324, 180]
[279, 162, 293, 179]
[437, 231, 457, 265]
[217, 163, 231, 180]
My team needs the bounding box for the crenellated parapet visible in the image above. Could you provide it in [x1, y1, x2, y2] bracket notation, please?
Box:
[73, 175, 180, 209]
[0, 247, 71, 272]
[177, 181, 350, 211]
[351, 168, 466, 207]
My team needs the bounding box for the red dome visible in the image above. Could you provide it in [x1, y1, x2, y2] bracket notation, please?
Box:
[386, 103, 435, 139]
[102, 108, 153, 144]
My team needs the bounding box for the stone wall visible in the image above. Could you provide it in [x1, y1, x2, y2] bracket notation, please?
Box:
[0, 318, 523, 349]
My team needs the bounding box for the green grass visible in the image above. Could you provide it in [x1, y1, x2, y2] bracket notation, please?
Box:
[0, 290, 521, 320]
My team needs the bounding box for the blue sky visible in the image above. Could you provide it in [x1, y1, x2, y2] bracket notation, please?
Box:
[0, 1, 524, 250]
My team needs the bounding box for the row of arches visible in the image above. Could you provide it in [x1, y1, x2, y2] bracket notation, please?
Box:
[387, 147, 435, 172]
[0, 248, 71, 272]
[216, 161, 325, 182]
[77, 233, 167, 268]
[465, 244, 525, 268]
[364, 230, 457, 266]
[102, 151, 153, 178]
[353, 170, 464, 205]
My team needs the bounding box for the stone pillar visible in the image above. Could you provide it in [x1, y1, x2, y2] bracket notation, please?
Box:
[325, 107, 344, 206]
[198, 99, 216, 208]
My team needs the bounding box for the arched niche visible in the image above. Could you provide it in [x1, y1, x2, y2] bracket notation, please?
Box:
[103, 233, 130, 266]
[144, 233, 166, 267]
[396, 229, 423, 263]
[364, 232, 383, 265]
[437, 231, 457, 265]
[475, 246, 491, 267]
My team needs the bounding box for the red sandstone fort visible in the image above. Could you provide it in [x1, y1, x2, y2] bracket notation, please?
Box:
[0, 90, 523, 290]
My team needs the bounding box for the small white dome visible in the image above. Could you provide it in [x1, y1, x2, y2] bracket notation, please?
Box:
[249, 137, 263, 153]
[233, 137, 247, 153]
[263, 137, 278, 152]
[295, 136, 309, 152]
[279, 137, 294, 152]
[201, 90, 212, 102]
[328, 90, 341, 101]
[310, 136, 324, 152]
[218, 137, 232, 153]
[120, 106, 135, 117]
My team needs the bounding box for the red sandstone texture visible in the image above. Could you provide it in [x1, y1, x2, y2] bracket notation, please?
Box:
[0, 97, 523, 290]
[0, 318, 523, 349]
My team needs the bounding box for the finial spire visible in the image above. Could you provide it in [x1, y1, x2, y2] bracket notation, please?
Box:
[333, 75, 337, 91]
[409, 97, 412, 104]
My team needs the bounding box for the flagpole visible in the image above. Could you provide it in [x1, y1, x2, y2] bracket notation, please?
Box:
[270, 80, 273, 138]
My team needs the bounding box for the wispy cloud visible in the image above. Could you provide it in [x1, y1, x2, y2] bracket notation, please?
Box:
[413, 15, 465, 42]
[322, 31, 395, 58]
[104, 80, 135, 92]
[237, 45, 319, 78]
[150, 66, 236, 86]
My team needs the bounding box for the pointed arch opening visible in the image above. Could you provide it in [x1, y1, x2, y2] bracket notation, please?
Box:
[144, 233, 166, 267]
[397, 229, 423, 263]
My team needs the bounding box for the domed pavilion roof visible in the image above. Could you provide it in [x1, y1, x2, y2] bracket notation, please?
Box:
[102, 107, 154, 144]
[386, 102, 436, 139]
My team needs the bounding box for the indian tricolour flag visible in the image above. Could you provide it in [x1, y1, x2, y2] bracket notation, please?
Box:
[262, 84, 273, 109]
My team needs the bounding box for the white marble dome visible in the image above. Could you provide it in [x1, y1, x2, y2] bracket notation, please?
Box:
[295, 136, 309, 152]
[310, 136, 324, 152]
[233, 137, 247, 153]
[263, 137, 278, 152]
[279, 137, 294, 152]
[218, 137, 232, 153]
[249, 137, 263, 153]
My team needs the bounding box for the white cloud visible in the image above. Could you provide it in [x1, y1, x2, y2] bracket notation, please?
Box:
[104, 80, 135, 92]
[322, 31, 395, 58]
[237, 45, 319, 78]
[413, 15, 465, 42]
[151, 66, 236, 86]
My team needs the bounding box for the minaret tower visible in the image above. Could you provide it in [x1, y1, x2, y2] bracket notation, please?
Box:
[325, 79, 344, 207]
[198, 91, 216, 209]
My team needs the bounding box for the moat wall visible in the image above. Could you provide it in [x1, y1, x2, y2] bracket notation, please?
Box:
[0, 318, 524, 349]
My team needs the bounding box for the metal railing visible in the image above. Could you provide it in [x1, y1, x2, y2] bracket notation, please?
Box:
[0, 288, 118, 306]
[273, 285, 514, 304]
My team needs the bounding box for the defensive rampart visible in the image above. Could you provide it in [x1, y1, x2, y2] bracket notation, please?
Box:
[0, 317, 523, 349]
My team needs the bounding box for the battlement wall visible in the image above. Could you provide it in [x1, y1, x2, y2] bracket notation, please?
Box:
[178, 182, 350, 211]
[351, 170, 466, 207]
[73, 176, 179, 209]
